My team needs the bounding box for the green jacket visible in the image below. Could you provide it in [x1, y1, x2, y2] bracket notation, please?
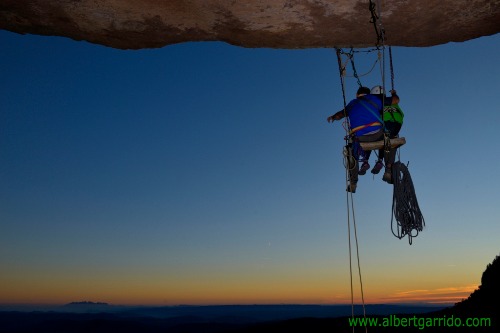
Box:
[383, 104, 404, 124]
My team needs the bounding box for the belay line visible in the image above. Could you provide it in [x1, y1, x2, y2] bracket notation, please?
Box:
[391, 162, 425, 244]
[336, 49, 368, 333]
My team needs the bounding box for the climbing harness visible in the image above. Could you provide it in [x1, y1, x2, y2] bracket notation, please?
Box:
[350, 121, 382, 135]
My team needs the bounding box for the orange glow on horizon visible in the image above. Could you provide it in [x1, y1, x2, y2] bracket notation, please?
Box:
[1, 284, 477, 306]
[379, 285, 478, 305]
[1, 269, 479, 306]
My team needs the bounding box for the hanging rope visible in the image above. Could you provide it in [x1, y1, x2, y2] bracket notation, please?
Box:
[336, 48, 368, 333]
[347, 49, 363, 88]
[368, 0, 385, 46]
[391, 162, 425, 245]
[337, 48, 382, 79]
[336, 49, 349, 118]
[389, 46, 395, 91]
[377, 47, 386, 108]
[376, 0, 386, 45]
[369, 0, 388, 108]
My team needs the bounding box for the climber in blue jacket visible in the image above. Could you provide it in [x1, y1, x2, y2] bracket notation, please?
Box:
[327, 86, 399, 192]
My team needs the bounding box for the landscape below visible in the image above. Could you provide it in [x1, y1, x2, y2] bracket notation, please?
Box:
[1, 254, 498, 333]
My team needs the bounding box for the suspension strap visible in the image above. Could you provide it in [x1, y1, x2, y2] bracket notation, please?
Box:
[336, 48, 350, 137]
[336, 49, 348, 114]
[369, 0, 385, 46]
[389, 46, 395, 91]
[358, 97, 384, 123]
[348, 49, 363, 88]
[383, 132, 392, 155]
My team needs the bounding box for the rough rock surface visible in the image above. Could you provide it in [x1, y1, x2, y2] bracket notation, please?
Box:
[1, 0, 499, 49]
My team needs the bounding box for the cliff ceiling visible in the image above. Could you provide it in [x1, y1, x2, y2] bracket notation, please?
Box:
[1, 0, 499, 49]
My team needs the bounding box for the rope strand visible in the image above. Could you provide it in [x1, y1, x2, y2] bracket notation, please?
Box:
[351, 197, 367, 333]
[336, 47, 368, 332]
[389, 46, 395, 91]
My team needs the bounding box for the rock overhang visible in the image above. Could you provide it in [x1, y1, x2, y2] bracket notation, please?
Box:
[1, 0, 499, 49]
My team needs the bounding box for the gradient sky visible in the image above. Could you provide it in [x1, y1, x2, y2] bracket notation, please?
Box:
[1, 29, 499, 306]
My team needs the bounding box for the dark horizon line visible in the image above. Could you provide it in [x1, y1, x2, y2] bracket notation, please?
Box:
[0, 302, 452, 308]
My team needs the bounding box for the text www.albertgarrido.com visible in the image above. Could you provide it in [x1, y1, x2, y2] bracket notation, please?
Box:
[348, 314, 492, 330]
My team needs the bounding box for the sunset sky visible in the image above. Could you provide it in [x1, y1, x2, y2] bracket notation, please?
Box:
[1, 29, 499, 306]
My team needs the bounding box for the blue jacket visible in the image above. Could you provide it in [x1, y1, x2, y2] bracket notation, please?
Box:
[346, 95, 383, 136]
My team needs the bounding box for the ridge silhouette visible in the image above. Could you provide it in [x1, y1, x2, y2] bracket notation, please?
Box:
[447, 253, 500, 317]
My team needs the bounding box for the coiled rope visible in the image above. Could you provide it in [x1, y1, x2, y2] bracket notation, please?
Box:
[391, 162, 425, 244]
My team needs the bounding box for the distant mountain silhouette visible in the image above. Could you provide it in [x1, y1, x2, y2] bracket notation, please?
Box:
[66, 301, 109, 306]
[61, 301, 112, 314]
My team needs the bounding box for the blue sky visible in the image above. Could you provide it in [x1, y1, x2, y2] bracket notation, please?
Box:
[1, 30, 499, 305]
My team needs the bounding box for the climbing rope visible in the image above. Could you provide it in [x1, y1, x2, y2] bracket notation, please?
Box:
[389, 46, 395, 91]
[336, 48, 368, 333]
[377, 47, 387, 107]
[336, 49, 349, 119]
[369, 0, 385, 46]
[347, 49, 363, 88]
[391, 162, 425, 244]
[337, 49, 381, 84]
[369, 0, 388, 109]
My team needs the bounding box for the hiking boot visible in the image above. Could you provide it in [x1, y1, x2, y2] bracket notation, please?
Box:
[382, 171, 393, 184]
[358, 162, 370, 175]
[371, 160, 384, 174]
[346, 182, 357, 193]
